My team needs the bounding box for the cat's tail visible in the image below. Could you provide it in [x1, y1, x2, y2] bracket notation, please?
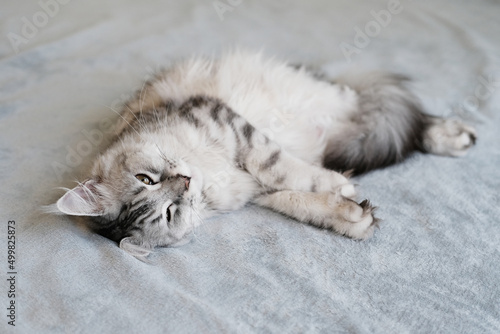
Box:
[323, 71, 476, 175]
[323, 72, 429, 175]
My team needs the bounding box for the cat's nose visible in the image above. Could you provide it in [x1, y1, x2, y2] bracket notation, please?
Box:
[178, 174, 191, 190]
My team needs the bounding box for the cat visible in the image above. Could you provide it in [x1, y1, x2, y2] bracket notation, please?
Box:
[55, 52, 476, 260]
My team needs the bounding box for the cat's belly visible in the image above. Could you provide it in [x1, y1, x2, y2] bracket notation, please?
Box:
[225, 85, 357, 166]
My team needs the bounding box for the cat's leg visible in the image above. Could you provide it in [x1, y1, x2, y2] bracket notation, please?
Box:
[421, 116, 477, 157]
[323, 72, 477, 174]
[235, 119, 357, 198]
[253, 190, 378, 240]
[244, 141, 357, 198]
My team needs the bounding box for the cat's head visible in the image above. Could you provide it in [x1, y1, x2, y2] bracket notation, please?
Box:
[56, 137, 204, 260]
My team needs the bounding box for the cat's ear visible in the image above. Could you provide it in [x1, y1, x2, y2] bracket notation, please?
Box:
[119, 237, 152, 262]
[56, 180, 104, 216]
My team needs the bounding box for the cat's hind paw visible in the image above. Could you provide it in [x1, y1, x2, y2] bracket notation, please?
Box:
[423, 119, 477, 157]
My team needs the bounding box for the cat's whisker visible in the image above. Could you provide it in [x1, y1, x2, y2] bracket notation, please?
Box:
[99, 103, 148, 135]
[130, 112, 152, 135]
[102, 101, 151, 137]
[102, 182, 120, 193]
[190, 208, 208, 246]
[54, 186, 72, 193]
[137, 76, 149, 115]
[77, 182, 100, 203]
[155, 143, 168, 161]
[106, 107, 143, 139]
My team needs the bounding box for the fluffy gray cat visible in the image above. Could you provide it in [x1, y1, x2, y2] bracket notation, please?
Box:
[56, 52, 476, 260]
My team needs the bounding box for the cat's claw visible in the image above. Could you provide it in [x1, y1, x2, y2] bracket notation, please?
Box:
[328, 195, 379, 240]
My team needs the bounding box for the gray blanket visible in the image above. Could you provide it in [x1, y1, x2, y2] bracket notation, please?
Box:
[1, 0, 499, 333]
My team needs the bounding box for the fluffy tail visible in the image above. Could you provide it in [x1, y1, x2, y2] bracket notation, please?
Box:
[324, 72, 428, 174]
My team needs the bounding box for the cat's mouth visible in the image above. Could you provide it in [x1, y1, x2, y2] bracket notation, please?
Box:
[165, 202, 176, 224]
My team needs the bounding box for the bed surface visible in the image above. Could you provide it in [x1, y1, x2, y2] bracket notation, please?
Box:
[1, 0, 499, 333]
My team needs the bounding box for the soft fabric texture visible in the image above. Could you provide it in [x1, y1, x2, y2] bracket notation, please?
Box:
[0, 0, 499, 333]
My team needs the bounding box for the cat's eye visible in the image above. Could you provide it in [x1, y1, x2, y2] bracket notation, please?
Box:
[135, 174, 155, 185]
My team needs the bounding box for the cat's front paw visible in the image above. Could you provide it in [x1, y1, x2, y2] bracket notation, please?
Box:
[345, 199, 380, 240]
[328, 196, 379, 240]
[320, 170, 357, 199]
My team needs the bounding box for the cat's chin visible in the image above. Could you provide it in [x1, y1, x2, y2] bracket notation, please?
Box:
[163, 232, 193, 248]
